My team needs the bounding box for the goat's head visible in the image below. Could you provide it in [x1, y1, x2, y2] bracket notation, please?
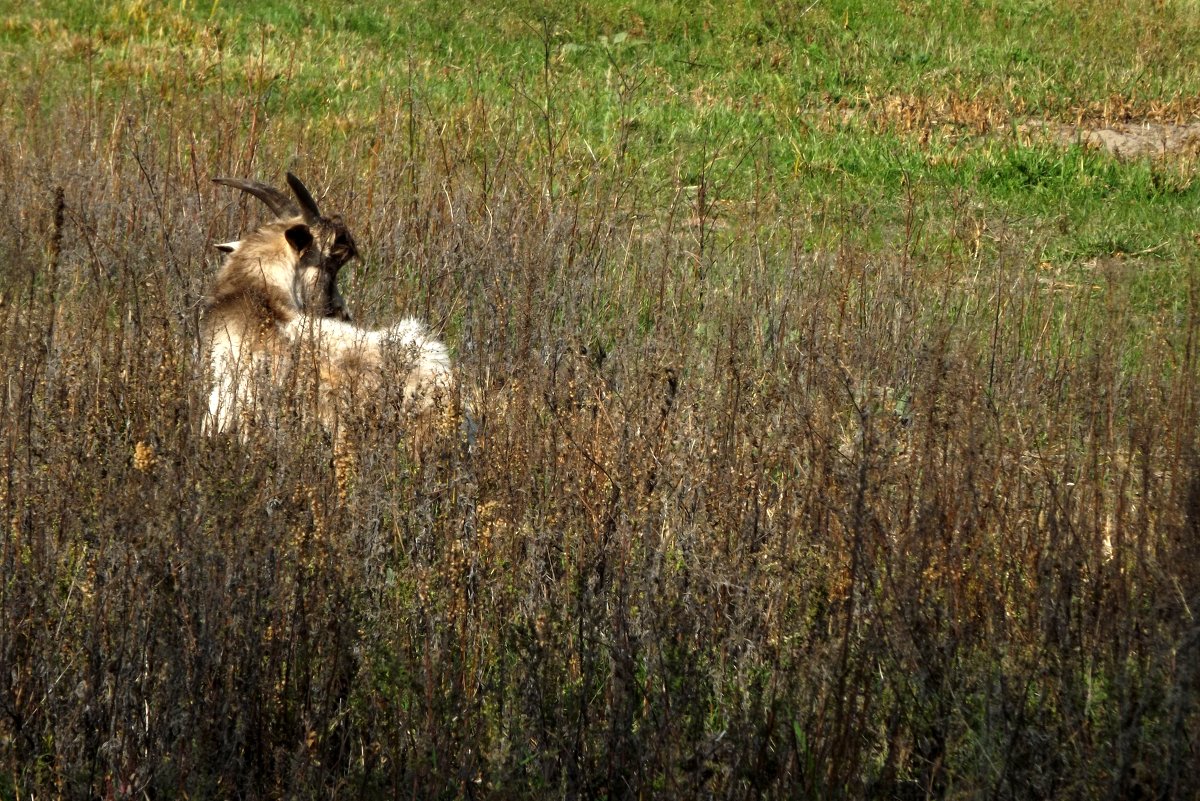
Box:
[212, 173, 359, 321]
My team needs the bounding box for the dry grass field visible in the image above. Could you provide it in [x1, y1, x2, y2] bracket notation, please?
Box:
[1, 1, 1199, 798]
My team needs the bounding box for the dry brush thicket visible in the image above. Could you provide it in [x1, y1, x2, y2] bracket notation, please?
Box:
[1, 96, 1198, 800]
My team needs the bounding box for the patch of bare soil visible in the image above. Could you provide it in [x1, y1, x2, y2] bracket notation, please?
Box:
[1021, 119, 1200, 159]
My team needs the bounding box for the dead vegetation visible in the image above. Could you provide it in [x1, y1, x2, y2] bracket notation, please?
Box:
[857, 89, 1200, 159]
[0, 71, 1198, 801]
[1022, 119, 1200, 159]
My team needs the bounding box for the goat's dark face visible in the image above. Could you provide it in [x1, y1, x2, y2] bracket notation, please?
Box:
[213, 173, 359, 321]
[289, 214, 358, 322]
[296, 262, 351, 321]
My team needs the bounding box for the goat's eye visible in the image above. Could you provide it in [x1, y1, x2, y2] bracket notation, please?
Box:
[335, 233, 357, 256]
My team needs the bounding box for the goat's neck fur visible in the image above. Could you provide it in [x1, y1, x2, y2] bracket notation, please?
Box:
[201, 221, 305, 436]
[205, 218, 305, 336]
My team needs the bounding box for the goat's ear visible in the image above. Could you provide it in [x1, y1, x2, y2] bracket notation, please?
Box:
[214, 240, 241, 254]
[284, 224, 314, 254]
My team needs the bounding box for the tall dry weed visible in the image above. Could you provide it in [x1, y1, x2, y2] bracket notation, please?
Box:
[0, 83, 1196, 800]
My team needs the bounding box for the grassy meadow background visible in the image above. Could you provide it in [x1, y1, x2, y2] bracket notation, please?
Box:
[2, 0, 1200, 797]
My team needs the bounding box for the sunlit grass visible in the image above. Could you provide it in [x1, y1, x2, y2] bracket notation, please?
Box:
[0, 1, 1198, 797]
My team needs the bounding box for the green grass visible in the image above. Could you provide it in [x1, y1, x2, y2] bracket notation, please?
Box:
[11, 0, 1195, 292]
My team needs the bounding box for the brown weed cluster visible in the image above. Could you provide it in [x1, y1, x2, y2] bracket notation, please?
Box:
[0, 85, 1198, 800]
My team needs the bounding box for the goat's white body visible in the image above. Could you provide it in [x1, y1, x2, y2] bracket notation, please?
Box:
[282, 313, 455, 411]
[204, 316, 451, 438]
[204, 311, 454, 437]
[202, 321, 288, 436]
[204, 325, 250, 436]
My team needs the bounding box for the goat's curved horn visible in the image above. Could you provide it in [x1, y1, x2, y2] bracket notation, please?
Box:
[285, 173, 322, 226]
[212, 177, 299, 218]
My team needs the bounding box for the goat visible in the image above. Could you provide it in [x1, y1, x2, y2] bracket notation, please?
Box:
[201, 173, 453, 440]
[208, 173, 356, 321]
